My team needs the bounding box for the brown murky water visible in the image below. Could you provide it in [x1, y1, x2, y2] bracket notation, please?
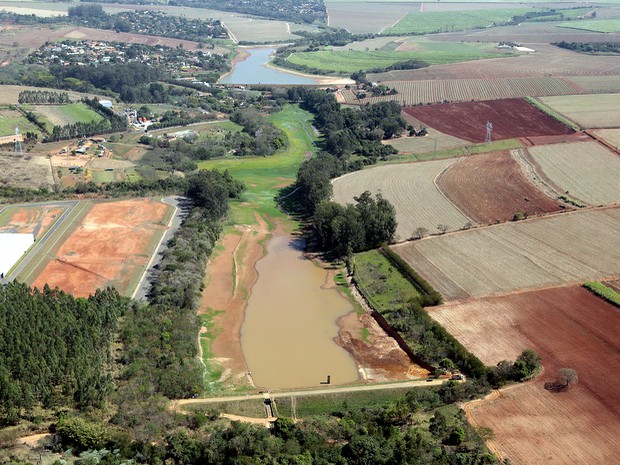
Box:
[241, 235, 359, 389]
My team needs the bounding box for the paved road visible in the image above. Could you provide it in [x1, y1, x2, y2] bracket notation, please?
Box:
[132, 196, 191, 301]
[172, 378, 446, 411]
[1, 200, 80, 285]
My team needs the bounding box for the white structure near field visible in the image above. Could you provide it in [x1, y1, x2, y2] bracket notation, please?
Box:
[0, 233, 34, 276]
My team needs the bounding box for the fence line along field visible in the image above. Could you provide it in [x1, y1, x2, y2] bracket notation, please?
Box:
[332, 160, 472, 240]
[436, 150, 564, 224]
[526, 141, 620, 206]
[338, 77, 579, 106]
[30, 198, 174, 298]
[392, 206, 620, 300]
[538, 93, 620, 129]
[404, 98, 571, 143]
[430, 286, 620, 465]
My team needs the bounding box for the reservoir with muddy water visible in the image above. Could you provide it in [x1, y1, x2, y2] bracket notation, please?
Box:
[241, 234, 359, 389]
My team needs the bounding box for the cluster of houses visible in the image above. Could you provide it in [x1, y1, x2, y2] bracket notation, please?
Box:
[29, 40, 220, 74]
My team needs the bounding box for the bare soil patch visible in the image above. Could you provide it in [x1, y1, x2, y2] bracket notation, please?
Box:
[437, 151, 563, 224]
[404, 98, 571, 143]
[32, 198, 172, 297]
[0, 153, 54, 189]
[431, 286, 620, 464]
[0, 205, 64, 239]
[392, 206, 620, 300]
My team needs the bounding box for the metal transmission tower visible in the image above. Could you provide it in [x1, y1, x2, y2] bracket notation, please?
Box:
[485, 121, 493, 144]
[14, 126, 22, 154]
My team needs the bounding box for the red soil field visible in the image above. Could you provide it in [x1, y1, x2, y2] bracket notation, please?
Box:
[0, 206, 64, 239]
[404, 98, 571, 143]
[437, 151, 563, 224]
[33, 198, 171, 297]
[430, 286, 620, 464]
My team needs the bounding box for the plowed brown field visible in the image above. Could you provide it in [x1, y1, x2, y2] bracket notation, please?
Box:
[404, 98, 570, 143]
[429, 286, 620, 464]
[437, 151, 563, 224]
[32, 198, 172, 297]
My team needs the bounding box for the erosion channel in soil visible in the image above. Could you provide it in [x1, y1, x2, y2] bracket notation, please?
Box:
[241, 234, 359, 389]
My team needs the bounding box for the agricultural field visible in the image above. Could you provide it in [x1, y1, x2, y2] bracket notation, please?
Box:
[566, 76, 620, 94]
[526, 141, 620, 206]
[30, 198, 174, 297]
[0, 153, 53, 188]
[387, 128, 470, 155]
[32, 103, 104, 128]
[0, 85, 97, 105]
[404, 98, 570, 143]
[339, 77, 578, 106]
[325, 2, 417, 34]
[558, 18, 620, 33]
[593, 128, 620, 149]
[286, 42, 512, 74]
[430, 286, 620, 464]
[437, 151, 563, 224]
[332, 159, 472, 240]
[538, 93, 620, 128]
[0, 108, 41, 137]
[392, 207, 620, 300]
[381, 8, 533, 35]
[368, 43, 620, 81]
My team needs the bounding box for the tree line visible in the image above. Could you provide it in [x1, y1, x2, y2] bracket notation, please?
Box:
[553, 41, 620, 54]
[18, 90, 70, 104]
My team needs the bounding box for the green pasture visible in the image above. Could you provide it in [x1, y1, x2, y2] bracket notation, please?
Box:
[353, 249, 422, 313]
[286, 42, 506, 74]
[558, 19, 620, 33]
[59, 103, 104, 123]
[584, 282, 620, 307]
[198, 105, 317, 227]
[382, 8, 531, 34]
[0, 115, 41, 137]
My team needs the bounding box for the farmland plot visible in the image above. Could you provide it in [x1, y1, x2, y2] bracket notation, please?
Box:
[392, 207, 620, 300]
[593, 128, 620, 149]
[539, 93, 620, 128]
[404, 98, 570, 143]
[340, 77, 578, 106]
[566, 75, 620, 93]
[527, 141, 620, 206]
[430, 286, 620, 465]
[437, 151, 563, 224]
[325, 2, 417, 34]
[33, 103, 104, 127]
[0, 153, 53, 189]
[332, 160, 472, 240]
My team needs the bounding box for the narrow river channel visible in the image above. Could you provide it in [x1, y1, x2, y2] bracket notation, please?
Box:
[241, 234, 359, 389]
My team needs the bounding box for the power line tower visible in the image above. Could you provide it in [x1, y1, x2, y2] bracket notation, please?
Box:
[485, 121, 493, 144]
[14, 126, 22, 154]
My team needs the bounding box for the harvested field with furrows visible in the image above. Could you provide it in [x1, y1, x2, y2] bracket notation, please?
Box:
[527, 141, 620, 206]
[32, 198, 173, 297]
[593, 128, 620, 150]
[565, 75, 620, 94]
[325, 2, 416, 34]
[368, 44, 620, 81]
[431, 23, 620, 45]
[332, 160, 471, 240]
[539, 93, 620, 128]
[430, 286, 620, 465]
[339, 77, 579, 106]
[404, 98, 570, 143]
[392, 207, 620, 300]
[606, 279, 620, 293]
[437, 151, 563, 224]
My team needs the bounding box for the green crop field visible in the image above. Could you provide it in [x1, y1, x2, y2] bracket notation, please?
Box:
[0, 114, 41, 137]
[558, 19, 620, 33]
[354, 249, 422, 313]
[382, 8, 532, 34]
[286, 42, 508, 74]
[198, 105, 316, 226]
[33, 103, 104, 128]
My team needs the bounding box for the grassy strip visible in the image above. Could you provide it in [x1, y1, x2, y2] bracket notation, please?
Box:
[584, 281, 620, 307]
[558, 19, 620, 33]
[381, 139, 523, 164]
[353, 249, 422, 313]
[380, 245, 442, 306]
[525, 96, 580, 131]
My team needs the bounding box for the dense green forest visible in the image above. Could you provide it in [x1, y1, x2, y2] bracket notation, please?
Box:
[0, 284, 127, 425]
[553, 41, 620, 54]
